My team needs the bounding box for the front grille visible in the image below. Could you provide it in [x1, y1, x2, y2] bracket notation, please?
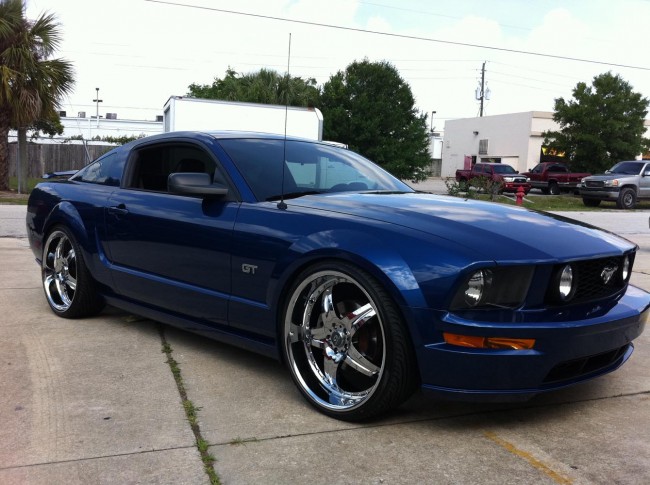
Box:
[543, 345, 629, 383]
[546, 255, 631, 305]
[513, 177, 527, 183]
[585, 180, 605, 188]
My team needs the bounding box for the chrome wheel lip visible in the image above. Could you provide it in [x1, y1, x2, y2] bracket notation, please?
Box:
[285, 270, 386, 412]
[43, 230, 77, 313]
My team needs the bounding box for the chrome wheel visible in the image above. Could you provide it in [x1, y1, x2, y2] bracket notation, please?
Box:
[43, 230, 78, 312]
[285, 270, 385, 412]
[41, 227, 103, 318]
[283, 263, 417, 420]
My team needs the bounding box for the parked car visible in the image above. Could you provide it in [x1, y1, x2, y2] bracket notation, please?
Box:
[522, 162, 591, 195]
[26, 132, 649, 420]
[455, 163, 531, 193]
[580, 160, 650, 209]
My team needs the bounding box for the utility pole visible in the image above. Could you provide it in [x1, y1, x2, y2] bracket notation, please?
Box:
[476, 61, 485, 118]
[93, 87, 103, 128]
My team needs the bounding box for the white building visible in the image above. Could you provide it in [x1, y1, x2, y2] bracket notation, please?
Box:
[440, 111, 558, 178]
[8, 112, 163, 145]
[441, 111, 650, 179]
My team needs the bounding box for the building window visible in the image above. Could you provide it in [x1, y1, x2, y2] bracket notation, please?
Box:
[478, 139, 488, 155]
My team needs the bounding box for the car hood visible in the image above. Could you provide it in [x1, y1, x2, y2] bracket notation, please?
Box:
[586, 173, 635, 180]
[288, 192, 634, 262]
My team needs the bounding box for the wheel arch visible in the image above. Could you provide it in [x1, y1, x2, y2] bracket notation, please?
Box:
[270, 233, 428, 362]
[41, 201, 97, 267]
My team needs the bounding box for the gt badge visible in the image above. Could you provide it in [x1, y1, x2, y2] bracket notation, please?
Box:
[242, 263, 258, 275]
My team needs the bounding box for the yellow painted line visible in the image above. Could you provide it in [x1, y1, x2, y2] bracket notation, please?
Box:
[484, 431, 573, 485]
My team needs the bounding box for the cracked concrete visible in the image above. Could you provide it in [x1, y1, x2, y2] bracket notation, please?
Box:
[1, 204, 649, 484]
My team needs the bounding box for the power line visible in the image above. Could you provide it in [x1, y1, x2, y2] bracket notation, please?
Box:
[145, 0, 650, 72]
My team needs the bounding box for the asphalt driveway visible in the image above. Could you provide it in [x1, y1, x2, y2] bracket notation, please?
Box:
[1, 204, 649, 484]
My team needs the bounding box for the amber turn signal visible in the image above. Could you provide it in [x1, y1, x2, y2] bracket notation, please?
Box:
[443, 332, 535, 350]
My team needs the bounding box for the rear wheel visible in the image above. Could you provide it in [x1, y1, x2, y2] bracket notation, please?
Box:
[42, 226, 104, 318]
[582, 198, 601, 207]
[282, 262, 417, 420]
[616, 187, 636, 210]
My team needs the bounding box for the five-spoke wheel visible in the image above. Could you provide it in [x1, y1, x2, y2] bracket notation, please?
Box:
[282, 262, 416, 420]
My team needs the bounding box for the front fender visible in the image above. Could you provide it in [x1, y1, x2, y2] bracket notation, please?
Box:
[273, 228, 427, 310]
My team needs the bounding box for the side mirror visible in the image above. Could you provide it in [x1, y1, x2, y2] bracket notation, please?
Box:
[168, 172, 228, 197]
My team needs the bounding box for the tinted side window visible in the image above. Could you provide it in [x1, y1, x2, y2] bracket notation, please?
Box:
[72, 152, 123, 186]
[549, 165, 568, 173]
[126, 143, 217, 192]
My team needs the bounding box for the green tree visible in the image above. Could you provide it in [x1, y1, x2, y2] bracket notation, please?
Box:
[188, 67, 319, 107]
[544, 72, 650, 173]
[320, 60, 431, 181]
[0, 0, 74, 191]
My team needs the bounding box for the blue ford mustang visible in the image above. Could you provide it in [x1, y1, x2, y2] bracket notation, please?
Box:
[26, 131, 649, 420]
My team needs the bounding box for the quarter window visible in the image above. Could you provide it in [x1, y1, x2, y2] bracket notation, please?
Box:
[72, 152, 123, 186]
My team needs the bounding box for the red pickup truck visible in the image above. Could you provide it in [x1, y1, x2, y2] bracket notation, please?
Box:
[522, 162, 591, 195]
[455, 163, 531, 193]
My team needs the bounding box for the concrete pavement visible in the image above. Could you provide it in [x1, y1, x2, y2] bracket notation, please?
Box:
[1, 203, 649, 484]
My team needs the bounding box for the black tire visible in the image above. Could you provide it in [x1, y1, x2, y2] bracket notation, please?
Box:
[42, 226, 104, 318]
[616, 187, 636, 210]
[549, 182, 560, 195]
[281, 261, 418, 421]
[582, 198, 601, 207]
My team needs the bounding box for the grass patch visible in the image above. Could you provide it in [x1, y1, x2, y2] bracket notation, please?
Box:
[229, 436, 259, 446]
[492, 193, 650, 211]
[159, 330, 220, 485]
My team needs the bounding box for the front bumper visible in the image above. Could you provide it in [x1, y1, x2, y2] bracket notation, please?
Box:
[411, 285, 649, 401]
[502, 182, 532, 193]
[580, 186, 621, 201]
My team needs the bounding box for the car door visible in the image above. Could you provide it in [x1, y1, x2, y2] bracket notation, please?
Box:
[104, 138, 239, 326]
[640, 162, 650, 198]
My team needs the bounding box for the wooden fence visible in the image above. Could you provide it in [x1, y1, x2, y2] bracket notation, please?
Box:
[8, 142, 114, 178]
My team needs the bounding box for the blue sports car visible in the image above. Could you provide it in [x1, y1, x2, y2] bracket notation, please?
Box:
[26, 131, 649, 420]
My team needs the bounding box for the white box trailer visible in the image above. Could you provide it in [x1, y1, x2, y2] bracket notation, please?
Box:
[162, 96, 323, 140]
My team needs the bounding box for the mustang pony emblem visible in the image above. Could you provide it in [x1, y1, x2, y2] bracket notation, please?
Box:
[601, 265, 618, 284]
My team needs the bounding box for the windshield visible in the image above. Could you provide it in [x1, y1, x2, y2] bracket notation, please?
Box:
[492, 165, 517, 174]
[219, 138, 413, 201]
[608, 161, 645, 175]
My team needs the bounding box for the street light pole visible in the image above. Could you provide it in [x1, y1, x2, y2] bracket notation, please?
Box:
[93, 87, 103, 128]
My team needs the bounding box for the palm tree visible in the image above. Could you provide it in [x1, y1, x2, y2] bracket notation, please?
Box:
[0, 0, 74, 191]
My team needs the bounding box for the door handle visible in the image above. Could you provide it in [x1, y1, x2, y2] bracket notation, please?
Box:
[108, 204, 129, 216]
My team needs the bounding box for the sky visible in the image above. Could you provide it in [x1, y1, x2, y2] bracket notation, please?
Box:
[24, 0, 650, 129]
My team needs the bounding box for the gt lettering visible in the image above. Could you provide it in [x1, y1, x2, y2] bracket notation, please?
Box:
[242, 263, 258, 275]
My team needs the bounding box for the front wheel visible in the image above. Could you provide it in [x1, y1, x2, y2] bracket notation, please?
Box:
[616, 187, 636, 209]
[549, 182, 560, 195]
[282, 262, 417, 420]
[42, 226, 104, 318]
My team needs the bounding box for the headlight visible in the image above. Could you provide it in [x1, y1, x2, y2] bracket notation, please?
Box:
[503, 177, 515, 182]
[464, 269, 491, 306]
[451, 267, 534, 310]
[547, 263, 577, 303]
[604, 179, 620, 187]
[581, 177, 587, 184]
[558, 264, 575, 300]
[622, 255, 631, 281]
